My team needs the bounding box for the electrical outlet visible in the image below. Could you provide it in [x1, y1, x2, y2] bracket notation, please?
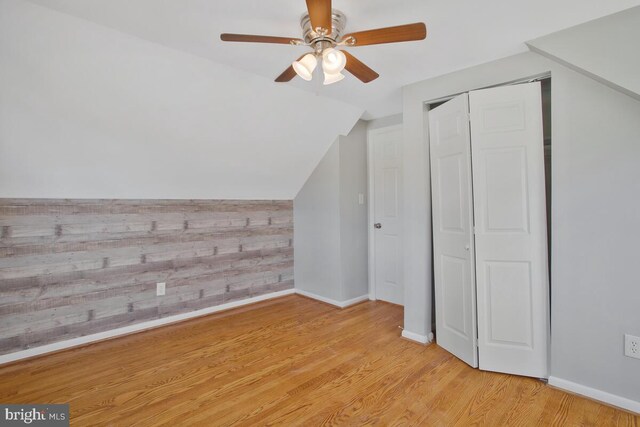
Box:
[624, 334, 640, 360]
[156, 282, 166, 296]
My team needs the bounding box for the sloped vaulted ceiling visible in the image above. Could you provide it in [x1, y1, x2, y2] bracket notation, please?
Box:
[528, 6, 640, 101]
[0, 0, 362, 200]
[24, 0, 640, 118]
[2, 0, 639, 200]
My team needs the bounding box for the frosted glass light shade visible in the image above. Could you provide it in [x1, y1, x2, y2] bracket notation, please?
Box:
[322, 48, 347, 74]
[292, 54, 317, 81]
[323, 71, 345, 85]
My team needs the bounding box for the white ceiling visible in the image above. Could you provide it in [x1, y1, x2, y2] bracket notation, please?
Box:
[26, 0, 640, 119]
[1, 0, 362, 200]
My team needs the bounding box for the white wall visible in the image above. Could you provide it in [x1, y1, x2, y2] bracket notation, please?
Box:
[550, 63, 640, 405]
[402, 51, 640, 407]
[293, 141, 342, 301]
[0, 0, 362, 200]
[294, 121, 369, 303]
[528, 6, 640, 101]
[339, 121, 368, 301]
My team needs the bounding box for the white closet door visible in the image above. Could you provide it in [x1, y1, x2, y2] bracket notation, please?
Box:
[469, 82, 549, 378]
[429, 94, 478, 367]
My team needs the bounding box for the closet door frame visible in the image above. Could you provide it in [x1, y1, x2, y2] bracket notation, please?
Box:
[426, 76, 551, 378]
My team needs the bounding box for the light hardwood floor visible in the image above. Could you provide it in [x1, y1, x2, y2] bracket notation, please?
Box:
[0, 295, 637, 426]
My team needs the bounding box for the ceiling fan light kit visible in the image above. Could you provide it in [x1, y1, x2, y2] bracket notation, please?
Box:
[323, 71, 345, 85]
[220, 0, 427, 85]
[322, 48, 346, 73]
[292, 53, 318, 81]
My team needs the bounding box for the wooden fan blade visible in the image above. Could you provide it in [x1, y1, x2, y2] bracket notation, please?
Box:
[275, 55, 307, 82]
[306, 0, 332, 35]
[220, 33, 303, 45]
[343, 22, 427, 46]
[343, 51, 379, 83]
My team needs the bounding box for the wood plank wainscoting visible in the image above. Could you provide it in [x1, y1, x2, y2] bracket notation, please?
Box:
[0, 295, 636, 425]
[0, 199, 293, 355]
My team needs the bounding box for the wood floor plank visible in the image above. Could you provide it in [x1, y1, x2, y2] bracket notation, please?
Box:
[0, 295, 637, 426]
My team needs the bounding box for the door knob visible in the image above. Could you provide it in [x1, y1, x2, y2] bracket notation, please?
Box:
[374, 223, 382, 229]
[464, 244, 470, 251]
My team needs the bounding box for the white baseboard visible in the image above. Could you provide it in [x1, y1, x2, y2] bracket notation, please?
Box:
[295, 289, 370, 308]
[0, 288, 295, 366]
[548, 376, 640, 414]
[401, 329, 434, 345]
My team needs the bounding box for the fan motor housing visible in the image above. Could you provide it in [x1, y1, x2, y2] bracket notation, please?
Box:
[300, 9, 347, 48]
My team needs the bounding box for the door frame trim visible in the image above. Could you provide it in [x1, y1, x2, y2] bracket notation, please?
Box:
[423, 73, 551, 107]
[425, 80, 551, 376]
[367, 124, 403, 301]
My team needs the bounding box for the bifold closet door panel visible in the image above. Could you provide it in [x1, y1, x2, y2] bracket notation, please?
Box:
[469, 82, 549, 378]
[428, 93, 478, 368]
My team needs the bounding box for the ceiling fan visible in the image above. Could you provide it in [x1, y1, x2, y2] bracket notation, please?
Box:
[220, 0, 427, 85]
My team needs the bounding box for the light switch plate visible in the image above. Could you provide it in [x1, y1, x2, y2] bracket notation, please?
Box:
[358, 193, 364, 205]
[156, 282, 166, 296]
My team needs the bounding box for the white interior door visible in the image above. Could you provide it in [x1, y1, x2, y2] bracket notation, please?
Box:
[371, 126, 403, 305]
[469, 82, 549, 378]
[428, 94, 478, 367]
